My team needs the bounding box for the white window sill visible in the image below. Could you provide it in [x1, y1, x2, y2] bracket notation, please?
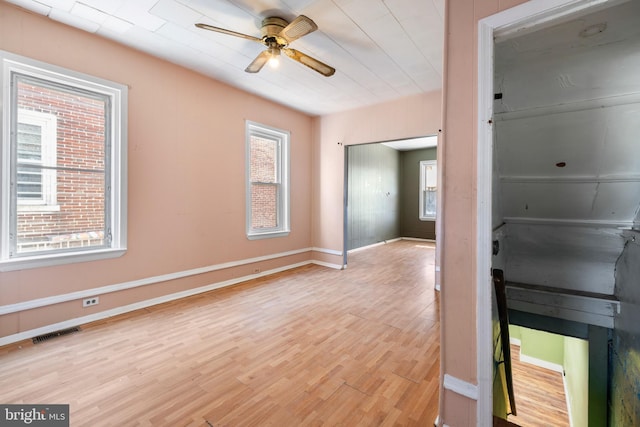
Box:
[17, 204, 61, 213]
[0, 248, 126, 272]
[420, 217, 436, 222]
[247, 230, 290, 240]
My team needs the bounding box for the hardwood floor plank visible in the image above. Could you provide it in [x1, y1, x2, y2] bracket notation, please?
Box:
[508, 344, 570, 427]
[0, 241, 439, 426]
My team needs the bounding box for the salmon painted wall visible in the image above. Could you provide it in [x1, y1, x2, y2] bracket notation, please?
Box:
[439, 0, 526, 425]
[0, 3, 314, 341]
[311, 91, 442, 264]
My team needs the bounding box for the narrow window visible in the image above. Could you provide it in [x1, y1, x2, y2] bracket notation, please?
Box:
[246, 121, 290, 239]
[420, 160, 437, 220]
[0, 51, 127, 271]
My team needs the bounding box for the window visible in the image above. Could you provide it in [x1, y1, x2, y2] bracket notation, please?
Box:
[419, 160, 437, 220]
[246, 121, 290, 239]
[0, 51, 127, 271]
[17, 109, 58, 209]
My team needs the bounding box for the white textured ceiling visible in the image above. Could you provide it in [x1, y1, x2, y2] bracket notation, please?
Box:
[5, 0, 444, 116]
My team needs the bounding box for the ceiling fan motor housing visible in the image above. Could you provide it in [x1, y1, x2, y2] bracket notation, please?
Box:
[261, 17, 289, 45]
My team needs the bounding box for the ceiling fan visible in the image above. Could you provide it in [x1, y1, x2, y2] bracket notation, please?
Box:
[195, 15, 335, 77]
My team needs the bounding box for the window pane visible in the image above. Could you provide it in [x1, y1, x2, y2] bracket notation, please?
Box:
[16, 169, 105, 254]
[14, 75, 108, 254]
[17, 123, 42, 162]
[424, 189, 437, 217]
[17, 122, 44, 200]
[17, 78, 106, 172]
[16, 164, 43, 200]
[426, 165, 437, 188]
[250, 136, 277, 183]
[251, 183, 278, 229]
[420, 161, 437, 219]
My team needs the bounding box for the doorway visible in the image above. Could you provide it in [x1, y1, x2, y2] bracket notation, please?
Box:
[478, 0, 639, 424]
[342, 136, 438, 264]
[508, 326, 588, 426]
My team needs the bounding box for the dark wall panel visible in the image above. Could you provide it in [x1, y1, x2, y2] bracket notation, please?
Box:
[347, 144, 401, 250]
[400, 147, 437, 240]
[610, 232, 640, 426]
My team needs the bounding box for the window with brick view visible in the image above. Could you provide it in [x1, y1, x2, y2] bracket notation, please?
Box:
[15, 77, 108, 254]
[0, 51, 127, 271]
[245, 121, 290, 240]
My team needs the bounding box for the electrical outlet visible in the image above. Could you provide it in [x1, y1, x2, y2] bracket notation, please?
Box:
[82, 297, 100, 307]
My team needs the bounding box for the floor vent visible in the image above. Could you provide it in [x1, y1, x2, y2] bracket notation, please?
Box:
[32, 327, 81, 344]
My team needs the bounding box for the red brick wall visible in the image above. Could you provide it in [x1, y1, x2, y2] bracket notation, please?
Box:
[16, 80, 106, 250]
[249, 135, 278, 229]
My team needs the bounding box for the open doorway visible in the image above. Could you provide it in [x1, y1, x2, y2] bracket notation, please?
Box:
[479, 0, 640, 425]
[343, 135, 438, 264]
[508, 326, 588, 426]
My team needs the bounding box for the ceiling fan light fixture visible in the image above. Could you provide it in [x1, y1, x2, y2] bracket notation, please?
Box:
[268, 47, 281, 68]
[195, 14, 335, 77]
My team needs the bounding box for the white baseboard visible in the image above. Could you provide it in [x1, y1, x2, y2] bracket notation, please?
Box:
[347, 237, 435, 254]
[0, 247, 314, 316]
[311, 247, 343, 256]
[520, 353, 564, 373]
[402, 237, 436, 243]
[0, 257, 340, 347]
[0, 239, 427, 346]
[347, 240, 388, 254]
[312, 260, 344, 270]
[443, 374, 478, 400]
[562, 371, 574, 427]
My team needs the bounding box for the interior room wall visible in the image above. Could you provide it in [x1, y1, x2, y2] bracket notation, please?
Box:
[564, 335, 589, 427]
[440, 0, 527, 425]
[509, 324, 521, 342]
[520, 328, 564, 368]
[311, 91, 442, 265]
[0, 3, 315, 342]
[346, 144, 438, 251]
[346, 144, 401, 250]
[400, 147, 437, 240]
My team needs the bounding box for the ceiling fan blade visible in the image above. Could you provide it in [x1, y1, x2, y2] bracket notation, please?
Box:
[245, 50, 271, 73]
[195, 23, 263, 43]
[283, 48, 335, 77]
[279, 15, 318, 43]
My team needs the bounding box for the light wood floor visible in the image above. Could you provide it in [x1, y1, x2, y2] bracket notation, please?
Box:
[508, 344, 570, 427]
[0, 240, 440, 426]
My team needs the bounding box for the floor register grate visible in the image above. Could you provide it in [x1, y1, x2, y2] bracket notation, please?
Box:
[32, 326, 81, 344]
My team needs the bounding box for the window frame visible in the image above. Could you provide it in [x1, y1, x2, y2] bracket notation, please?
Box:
[0, 50, 128, 271]
[419, 160, 437, 221]
[245, 120, 290, 240]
